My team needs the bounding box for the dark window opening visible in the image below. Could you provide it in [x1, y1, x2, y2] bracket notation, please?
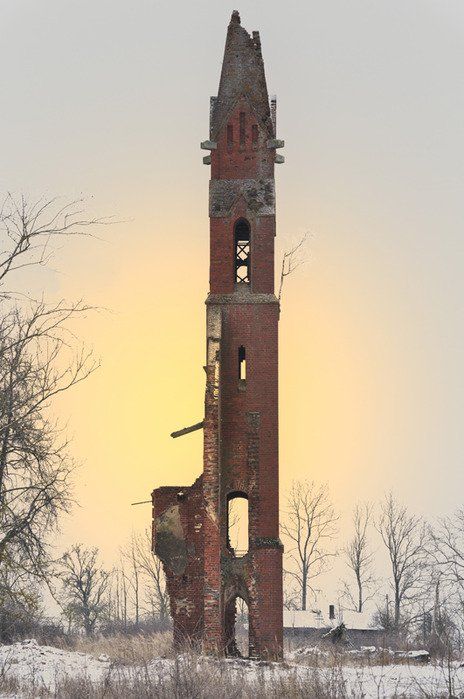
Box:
[329, 604, 335, 620]
[252, 124, 258, 146]
[227, 124, 233, 148]
[239, 112, 246, 146]
[234, 219, 250, 284]
[227, 492, 249, 557]
[238, 346, 246, 381]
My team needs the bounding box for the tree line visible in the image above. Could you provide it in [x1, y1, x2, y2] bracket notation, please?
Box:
[283, 480, 464, 653]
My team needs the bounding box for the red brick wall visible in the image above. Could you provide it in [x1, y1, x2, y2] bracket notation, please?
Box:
[211, 100, 274, 181]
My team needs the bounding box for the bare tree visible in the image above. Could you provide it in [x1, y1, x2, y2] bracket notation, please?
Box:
[377, 493, 427, 630]
[341, 503, 377, 612]
[278, 234, 307, 302]
[108, 558, 129, 629]
[281, 480, 338, 610]
[431, 510, 464, 591]
[0, 194, 102, 608]
[58, 544, 110, 636]
[120, 534, 142, 627]
[0, 553, 42, 641]
[131, 529, 169, 622]
[0, 302, 98, 578]
[430, 510, 464, 640]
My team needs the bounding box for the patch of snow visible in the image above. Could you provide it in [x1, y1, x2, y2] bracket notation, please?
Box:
[0, 638, 111, 693]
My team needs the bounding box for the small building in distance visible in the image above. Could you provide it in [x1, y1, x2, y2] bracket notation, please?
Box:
[284, 605, 384, 648]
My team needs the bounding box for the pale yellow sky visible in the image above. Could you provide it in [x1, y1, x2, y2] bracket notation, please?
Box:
[1, 1, 464, 583]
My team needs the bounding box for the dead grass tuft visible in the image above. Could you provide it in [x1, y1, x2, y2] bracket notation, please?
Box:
[53, 631, 174, 665]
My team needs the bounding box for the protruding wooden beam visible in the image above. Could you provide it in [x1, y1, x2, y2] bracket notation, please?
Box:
[170, 421, 204, 439]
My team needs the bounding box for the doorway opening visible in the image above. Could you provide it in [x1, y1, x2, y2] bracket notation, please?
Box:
[225, 595, 249, 658]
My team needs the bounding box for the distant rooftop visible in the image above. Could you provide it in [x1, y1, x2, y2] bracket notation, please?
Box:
[283, 607, 382, 631]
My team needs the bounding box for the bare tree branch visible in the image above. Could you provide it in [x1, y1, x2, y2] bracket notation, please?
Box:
[278, 233, 308, 302]
[0, 193, 111, 298]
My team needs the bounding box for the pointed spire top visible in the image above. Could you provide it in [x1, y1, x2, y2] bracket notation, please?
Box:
[211, 12, 273, 141]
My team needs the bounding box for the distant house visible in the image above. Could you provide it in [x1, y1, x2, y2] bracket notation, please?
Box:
[283, 604, 385, 648]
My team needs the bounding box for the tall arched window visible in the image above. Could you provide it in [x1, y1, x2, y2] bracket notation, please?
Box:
[227, 492, 249, 556]
[234, 219, 250, 284]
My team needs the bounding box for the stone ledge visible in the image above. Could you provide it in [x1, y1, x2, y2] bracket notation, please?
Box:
[252, 537, 284, 550]
[267, 138, 285, 149]
[206, 292, 279, 306]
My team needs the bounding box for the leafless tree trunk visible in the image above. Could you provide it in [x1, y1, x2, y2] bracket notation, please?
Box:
[342, 503, 376, 612]
[281, 480, 338, 610]
[58, 544, 110, 636]
[377, 493, 427, 630]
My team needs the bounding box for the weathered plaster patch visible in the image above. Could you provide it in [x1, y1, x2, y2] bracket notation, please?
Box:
[154, 505, 188, 575]
[209, 179, 275, 217]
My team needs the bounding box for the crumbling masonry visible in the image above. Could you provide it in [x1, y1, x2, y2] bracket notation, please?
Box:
[152, 11, 284, 660]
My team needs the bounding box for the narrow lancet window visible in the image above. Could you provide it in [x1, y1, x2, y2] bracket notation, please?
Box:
[238, 346, 246, 381]
[227, 493, 249, 556]
[234, 219, 250, 284]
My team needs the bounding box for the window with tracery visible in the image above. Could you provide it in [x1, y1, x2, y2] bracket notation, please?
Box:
[234, 219, 250, 284]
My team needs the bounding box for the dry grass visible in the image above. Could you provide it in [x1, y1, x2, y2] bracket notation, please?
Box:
[1, 661, 359, 699]
[52, 631, 174, 665]
[1, 657, 461, 698]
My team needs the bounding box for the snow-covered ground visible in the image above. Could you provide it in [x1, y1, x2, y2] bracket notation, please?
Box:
[0, 639, 110, 694]
[1, 639, 464, 698]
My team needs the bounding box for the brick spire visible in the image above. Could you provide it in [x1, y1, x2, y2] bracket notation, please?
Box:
[210, 11, 274, 141]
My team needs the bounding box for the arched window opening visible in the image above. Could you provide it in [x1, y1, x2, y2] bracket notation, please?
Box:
[225, 596, 249, 658]
[235, 219, 250, 284]
[227, 493, 249, 557]
[238, 346, 246, 382]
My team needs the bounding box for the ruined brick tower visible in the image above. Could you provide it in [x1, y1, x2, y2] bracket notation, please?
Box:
[152, 10, 284, 660]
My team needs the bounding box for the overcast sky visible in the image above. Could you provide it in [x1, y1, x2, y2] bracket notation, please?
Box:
[1, 1, 464, 590]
